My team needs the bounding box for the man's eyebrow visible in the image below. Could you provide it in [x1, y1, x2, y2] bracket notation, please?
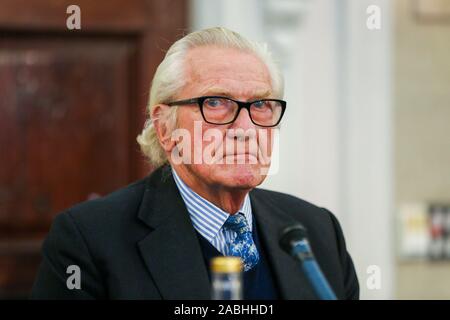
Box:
[199, 87, 272, 99]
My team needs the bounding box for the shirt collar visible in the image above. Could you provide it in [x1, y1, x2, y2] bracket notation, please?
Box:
[171, 167, 253, 242]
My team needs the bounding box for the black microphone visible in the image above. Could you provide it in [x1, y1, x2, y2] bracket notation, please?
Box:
[279, 224, 337, 300]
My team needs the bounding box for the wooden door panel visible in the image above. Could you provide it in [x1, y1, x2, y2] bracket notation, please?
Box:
[0, 37, 134, 235]
[0, 240, 42, 298]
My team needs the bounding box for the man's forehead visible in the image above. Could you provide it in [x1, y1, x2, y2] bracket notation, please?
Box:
[198, 85, 272, 99]
[187, 46, 267, 75]
[184, 46, 272, 98]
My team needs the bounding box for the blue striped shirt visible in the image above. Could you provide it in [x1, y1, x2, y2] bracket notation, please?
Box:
[171, 167, 253, 256]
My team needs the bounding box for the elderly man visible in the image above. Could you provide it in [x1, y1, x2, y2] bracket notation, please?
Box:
[31, 27, 359, 299]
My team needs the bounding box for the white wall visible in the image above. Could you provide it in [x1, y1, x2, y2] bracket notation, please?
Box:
[190, 0, 394, 299]
[338, 0, 395, 300]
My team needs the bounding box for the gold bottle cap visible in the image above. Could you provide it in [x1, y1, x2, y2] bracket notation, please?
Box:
[211, 257, 243, 273]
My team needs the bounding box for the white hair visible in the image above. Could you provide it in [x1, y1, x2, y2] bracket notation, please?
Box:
[136, 27, 284, 168]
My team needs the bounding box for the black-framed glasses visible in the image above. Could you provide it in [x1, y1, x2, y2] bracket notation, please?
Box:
[166, 96, 286, 127]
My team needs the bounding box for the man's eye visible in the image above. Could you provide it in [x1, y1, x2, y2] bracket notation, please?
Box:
[253, 101, 267, 108]
[205, 98, 226, 108]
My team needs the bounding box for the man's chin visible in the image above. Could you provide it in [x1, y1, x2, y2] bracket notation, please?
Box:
[214, 164, 264, 189]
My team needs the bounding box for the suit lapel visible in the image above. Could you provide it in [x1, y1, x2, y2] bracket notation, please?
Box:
[250, 190, 317, 299]
[137, 166, 211, 299]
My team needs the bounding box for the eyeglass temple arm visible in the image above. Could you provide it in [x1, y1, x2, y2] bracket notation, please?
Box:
[167, 98, 199, 106]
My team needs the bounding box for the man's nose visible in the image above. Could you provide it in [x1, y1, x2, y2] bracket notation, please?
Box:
[230, 108, 255, 130]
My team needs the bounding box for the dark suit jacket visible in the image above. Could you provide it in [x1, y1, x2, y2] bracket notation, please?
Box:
[31, 165, 359, 299]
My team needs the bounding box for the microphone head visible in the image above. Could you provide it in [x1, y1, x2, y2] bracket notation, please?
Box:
[279, 224, 308, 255]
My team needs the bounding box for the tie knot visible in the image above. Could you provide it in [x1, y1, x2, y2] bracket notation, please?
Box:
[224, 213, 250, 235]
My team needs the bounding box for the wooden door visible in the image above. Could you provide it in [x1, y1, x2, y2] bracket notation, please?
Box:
[0, 0, 187, 298]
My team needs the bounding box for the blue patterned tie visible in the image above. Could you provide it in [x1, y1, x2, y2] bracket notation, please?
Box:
[223, 213, 260, 272]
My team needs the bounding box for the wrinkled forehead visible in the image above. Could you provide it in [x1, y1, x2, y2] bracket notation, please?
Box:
[183, 46, 273, 98]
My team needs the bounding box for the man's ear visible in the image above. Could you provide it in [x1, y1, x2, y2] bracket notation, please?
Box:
[151, 104, 176, 152]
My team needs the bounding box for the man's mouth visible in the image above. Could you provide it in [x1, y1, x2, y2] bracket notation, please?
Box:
[222, 153, 258, 163]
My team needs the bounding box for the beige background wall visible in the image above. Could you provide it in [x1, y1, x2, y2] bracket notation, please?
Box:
[395, 0, 450, 299]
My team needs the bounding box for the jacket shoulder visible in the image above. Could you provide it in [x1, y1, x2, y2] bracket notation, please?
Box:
[250, 187, 340, 241]
[60, 177, 148, 231]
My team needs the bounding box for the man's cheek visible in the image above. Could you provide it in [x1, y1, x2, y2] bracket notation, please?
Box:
[257, 130, 273, 165]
